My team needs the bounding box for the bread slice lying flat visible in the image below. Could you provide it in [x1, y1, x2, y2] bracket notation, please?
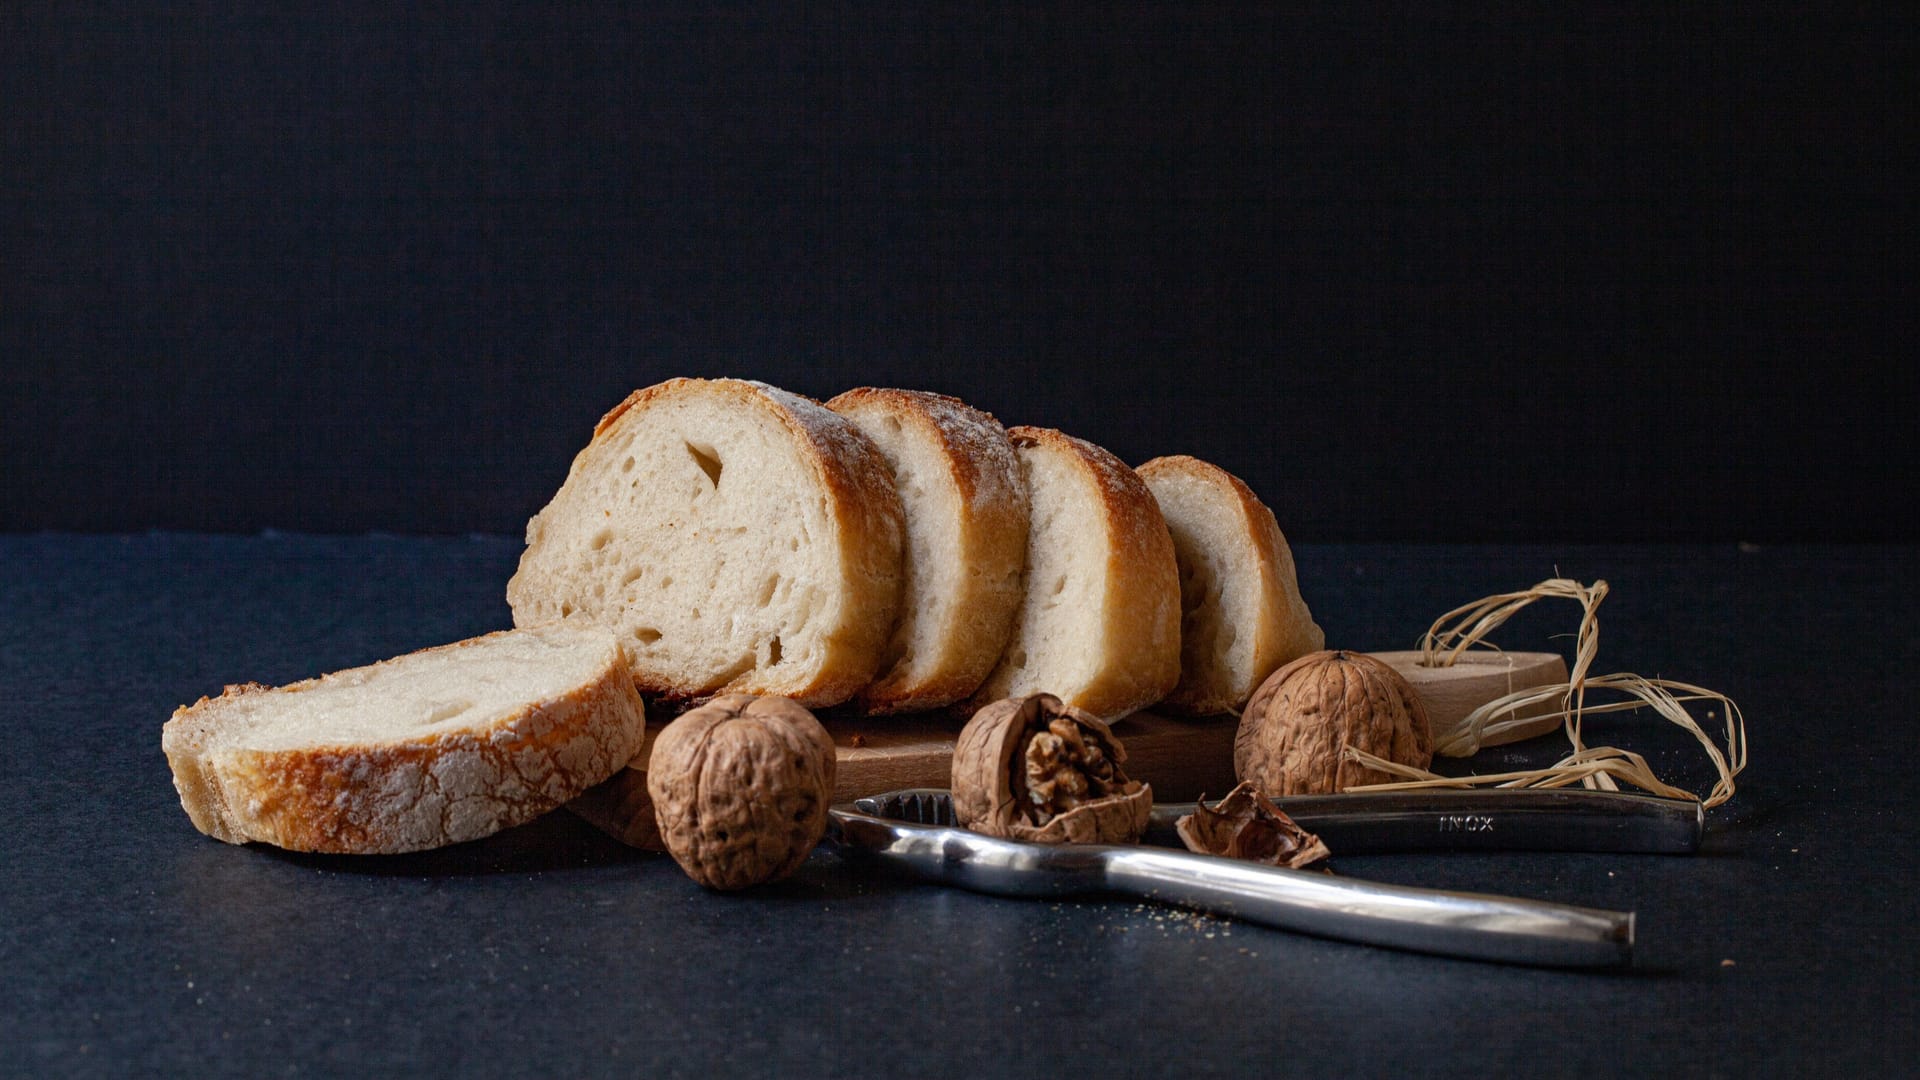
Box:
[1137, 455, 1325, 715]
[507, 378, 905, 707]
[162, 624, 646, 854]
[826, 388, 1029, 714]
[968, 426, 1182, 721]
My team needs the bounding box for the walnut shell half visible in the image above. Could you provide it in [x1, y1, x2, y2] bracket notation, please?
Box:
[646, 693, 836, 890]
[1175, 781, 1330, 868]
[951, 694, 1151, 844]
[1235, 649, 1433, 796]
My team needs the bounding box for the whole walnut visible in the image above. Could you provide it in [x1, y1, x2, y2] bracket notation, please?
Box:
[646, 694, 836, 890]
[1235, 650, 1433, 796]
[951, 693, 1151, 844]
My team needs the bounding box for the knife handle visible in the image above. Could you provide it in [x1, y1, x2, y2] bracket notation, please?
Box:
[1100, 847, 1634, 968]
[1144, 790, 1704, 855]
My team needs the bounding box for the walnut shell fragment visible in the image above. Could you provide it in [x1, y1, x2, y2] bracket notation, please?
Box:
[646, 694, 836, 890]
[1175, 782, 1330, 868]
[1236, 649, 1434, 796]
[951, 693, 1151, 844]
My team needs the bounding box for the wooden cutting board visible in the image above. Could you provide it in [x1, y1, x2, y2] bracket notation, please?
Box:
[569, 710, 1239, 850]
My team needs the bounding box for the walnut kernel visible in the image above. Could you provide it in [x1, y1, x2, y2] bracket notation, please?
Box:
[951, 694, 1151, 844]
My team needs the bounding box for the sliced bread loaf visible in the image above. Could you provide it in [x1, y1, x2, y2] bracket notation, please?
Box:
[162, 624, 646, 854]
[968, 426, 1182, 721]
[1137, 455, 1324, 715]
[506, 378, 906, 707]
[825, 388, 1029, 714]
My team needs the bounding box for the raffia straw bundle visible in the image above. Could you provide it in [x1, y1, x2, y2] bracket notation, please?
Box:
[1342, 578, 1748, 808]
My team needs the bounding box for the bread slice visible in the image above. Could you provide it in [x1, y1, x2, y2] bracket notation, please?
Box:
[161, 624, 646, 854]
[506, 378, 905, 708]
[967, 426, 1182, 721]
[1137, 455, 1325, 715]
[825, 388, 1029, 714]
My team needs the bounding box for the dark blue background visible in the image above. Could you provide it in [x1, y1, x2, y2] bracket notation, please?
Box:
[3, 5, 1910, 540]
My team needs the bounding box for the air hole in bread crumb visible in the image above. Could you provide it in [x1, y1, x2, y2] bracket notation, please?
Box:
[768, 636, 784, 665]
[633, 628, 662, 645]
[685, 442, 723, 488]
[659, 576, 674, 589]
[590, 529, 613, 550]
[621, 567, 644, 587]
[1049, 576, 1066, 595]
[1007, 647, 1027, 670]
[755, 576, 779, 608]
[560, 603, 574, 617]
[620, 456, 635, 473]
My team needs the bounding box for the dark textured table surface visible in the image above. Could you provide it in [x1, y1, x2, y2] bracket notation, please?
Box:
[3, 534, 1913, 1077]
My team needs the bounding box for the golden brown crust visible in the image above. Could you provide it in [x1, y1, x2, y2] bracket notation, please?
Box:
[1008, 428, 1175, 595]
[827, 388, 1029, 715]
[161, 628, 648, 854]
[1137, 455, 1324, 715]
[592, 386, 648, 438]
[739, 382, 907, 705]
[826, 387, 1013, 504]
[974, 427, 1181, 720]
[828, 388, 965, 497]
